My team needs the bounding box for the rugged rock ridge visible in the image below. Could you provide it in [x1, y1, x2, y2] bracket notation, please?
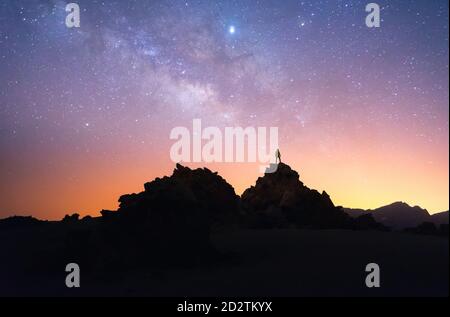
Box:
[241, 163, 357, 229]
[94, 163, 240, 268]
[0, 162, 389, 273]
[117, 163, 239, 226]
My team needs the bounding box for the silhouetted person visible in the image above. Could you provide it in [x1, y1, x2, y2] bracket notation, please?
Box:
[275, 149, 281, 164]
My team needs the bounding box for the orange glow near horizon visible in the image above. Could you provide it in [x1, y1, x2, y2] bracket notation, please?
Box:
[1, 123, 448, 220]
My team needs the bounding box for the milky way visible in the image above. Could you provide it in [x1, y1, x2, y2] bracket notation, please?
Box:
[0, 0, 448, 219]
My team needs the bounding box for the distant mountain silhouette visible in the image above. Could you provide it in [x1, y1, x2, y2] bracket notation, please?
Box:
[431, 210, 450, 226]
[344, 202, 449, 230]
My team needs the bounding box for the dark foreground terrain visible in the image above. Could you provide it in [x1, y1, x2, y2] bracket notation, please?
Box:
[1, 228, 447, 297]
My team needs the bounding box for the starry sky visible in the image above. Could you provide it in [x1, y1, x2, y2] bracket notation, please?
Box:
[0, 0, 448, 220]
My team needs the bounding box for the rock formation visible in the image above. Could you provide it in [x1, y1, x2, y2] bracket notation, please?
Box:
[241, 163, 355, 229]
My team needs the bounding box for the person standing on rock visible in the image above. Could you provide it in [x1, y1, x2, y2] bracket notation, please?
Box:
[275, 149, 281, 164]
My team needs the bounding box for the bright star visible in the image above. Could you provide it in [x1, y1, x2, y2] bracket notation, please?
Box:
[228, 25, 236, 34]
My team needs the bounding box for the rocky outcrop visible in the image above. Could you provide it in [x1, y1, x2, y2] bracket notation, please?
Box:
[91, 163, 240, 269]
[241, 163, 353, 229]
[115, 163, 239, 230]
[0, 163, 390, 274]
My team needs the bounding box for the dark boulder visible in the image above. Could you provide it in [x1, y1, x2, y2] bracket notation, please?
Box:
[62, 213, 80, 223]
[352, 213, 390, 231]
